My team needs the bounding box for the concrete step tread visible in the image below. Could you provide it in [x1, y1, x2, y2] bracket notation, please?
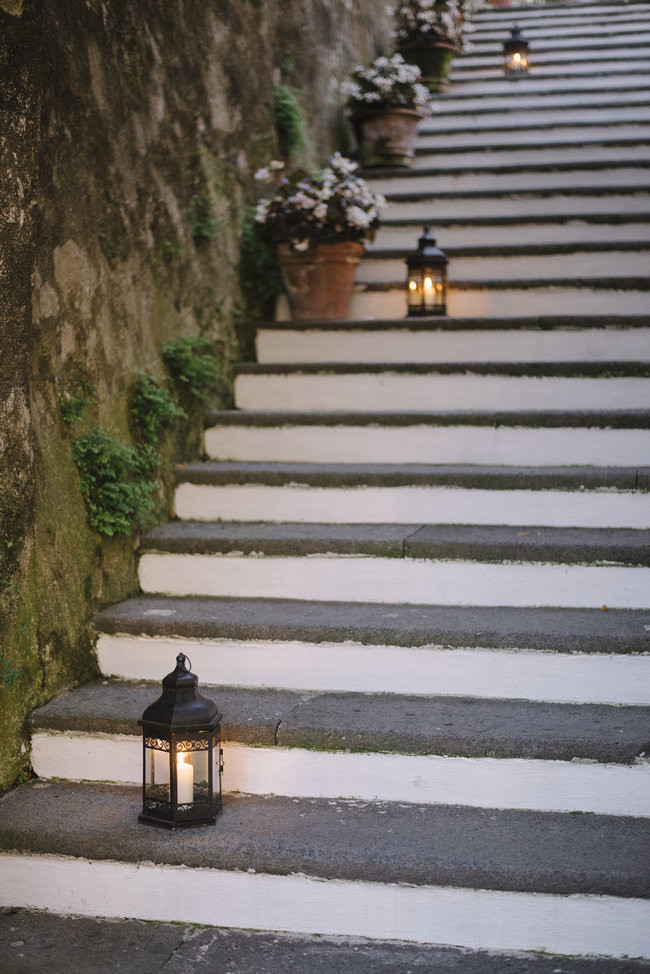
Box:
[1, 781, 648, 898]
[233, 361, 650, 378]
[365, 242, 650, 259]
[380, 212, 650, 227]
[433, 91, 650, 116]
[4, 911, 648, 974]
[30, 679, 650, 764]
[175, 461, 650, 490]
[95, 595, 650, 653]
[365, 159, 650, 179]
[140, 521, 650, 567]
[205, 409, 650, 429]
[254, 315, 650, 331]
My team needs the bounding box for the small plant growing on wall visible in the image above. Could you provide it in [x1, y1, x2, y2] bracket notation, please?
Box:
[162, 335, 220, 403]
[129, 373, 187, 445]
[274, 84, 306, 160]
[72, 428, 158, 537]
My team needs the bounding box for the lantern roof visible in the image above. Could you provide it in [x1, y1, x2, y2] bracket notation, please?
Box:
[504, 25, 529, 54]
[140, 653, 221, 728]
[407, 226, 448, 268]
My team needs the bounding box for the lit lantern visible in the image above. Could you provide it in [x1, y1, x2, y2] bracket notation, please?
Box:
[406, 227, 448, 317]
[139, 653, 223, 829]
[503, 25, 530, 75]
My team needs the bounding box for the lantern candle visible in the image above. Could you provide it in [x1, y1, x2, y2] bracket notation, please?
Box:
[177, 753, 194, 804]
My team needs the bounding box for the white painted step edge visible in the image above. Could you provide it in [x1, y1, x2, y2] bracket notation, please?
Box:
[2, 854, 648, 958]
[138, 553, 650, 611]
[97, 634, 650, 706]
[174, 483, 650, 530]
[30, 733, 650, 817]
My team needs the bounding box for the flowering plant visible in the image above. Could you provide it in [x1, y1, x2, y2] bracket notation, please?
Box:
[388, 0, 475, 50]
[254, 153, 386, 253]
[340, 53, 434, 116]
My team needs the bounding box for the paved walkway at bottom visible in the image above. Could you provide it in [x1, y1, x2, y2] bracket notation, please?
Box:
[1, 908, 649, 974]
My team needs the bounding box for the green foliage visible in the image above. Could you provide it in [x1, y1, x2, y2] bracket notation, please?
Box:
[188, 190, 228, 243]
[240, 215, 285, 309]
[273, 84, 306, 159]
[0, 657, 21, 689]
[73, 428, 157, 537]
[129, 373, 187, 446]
[162, 336, 218, 403]
[60, 394, 94, 425]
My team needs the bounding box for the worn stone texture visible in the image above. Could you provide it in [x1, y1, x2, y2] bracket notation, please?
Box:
[0, 0, 391, 790]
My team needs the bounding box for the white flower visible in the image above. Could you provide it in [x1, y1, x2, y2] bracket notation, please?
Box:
[292, 239, 310, 251]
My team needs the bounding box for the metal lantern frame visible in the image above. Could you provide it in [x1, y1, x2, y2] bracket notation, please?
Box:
[503, 25, 530, 75]
[139, 653, 224, 829]
[406, 226, 448, 317]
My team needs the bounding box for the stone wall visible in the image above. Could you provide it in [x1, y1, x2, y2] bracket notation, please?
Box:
[0, 0, 391, 790]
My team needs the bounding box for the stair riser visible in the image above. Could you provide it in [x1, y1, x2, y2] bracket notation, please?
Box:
[138, 553, 650, 610]
[372, 222, 650, 249]
[455, 50, 650, 72]
[473, 4, 650, 26]
[380, 194, 650, 220]
[423, 106, 650, 133]
[453, 63, 650, 84]
[204, 424, 650, 467]
[174, 484, 650, 530]
[97, 634, 650, 706]
[3, 855, 647, 958]
[29, 733, 650, 816]
[411, 144, 650, 171]
[368, 167, 649, 196]
[457, 48, 650, 70]
[233, 374, 650, 414]
[343, 286, 650, 319]
[436, 89, 650, 114]
[256, 327, 650, 365]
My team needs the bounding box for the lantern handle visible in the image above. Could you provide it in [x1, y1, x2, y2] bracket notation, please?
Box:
[176, 653, 192, 672]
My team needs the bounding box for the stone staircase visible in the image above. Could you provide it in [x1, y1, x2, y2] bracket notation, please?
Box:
[1, 1, 650, 967]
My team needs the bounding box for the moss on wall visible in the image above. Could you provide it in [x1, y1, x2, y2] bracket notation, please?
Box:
[0, 0, 391, 791]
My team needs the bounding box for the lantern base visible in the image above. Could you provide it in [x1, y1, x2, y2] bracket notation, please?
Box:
[407, 307, 448, 317]
[138, 805, 222, 830]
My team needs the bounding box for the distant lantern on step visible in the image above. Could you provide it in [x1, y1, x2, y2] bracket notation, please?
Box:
[503, 25, 530, 75]
[138, 653, 223, 829]
[406, 227, 448, 317]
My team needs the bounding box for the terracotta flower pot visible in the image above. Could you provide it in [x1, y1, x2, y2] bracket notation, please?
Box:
[353, 106, 421, 169]
[276, 241, 364, 322]
[397, 40, 458, 93]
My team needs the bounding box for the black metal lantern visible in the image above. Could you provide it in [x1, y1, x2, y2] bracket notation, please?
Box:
[138, 653, 223, 829]
[406, 226, 448, 317]
[503, 25, 530, 75]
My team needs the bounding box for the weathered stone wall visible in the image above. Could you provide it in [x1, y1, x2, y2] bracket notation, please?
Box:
[0, 0, 391, 790]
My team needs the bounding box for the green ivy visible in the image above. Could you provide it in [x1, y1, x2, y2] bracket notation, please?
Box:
[129, 373, 187, 445]
[188, 190, 228, 243]
[240, 215, 285, 316]
[274, 84, 306, 159]
[73, 428, 157, 537]
[162, 336, 218, 403]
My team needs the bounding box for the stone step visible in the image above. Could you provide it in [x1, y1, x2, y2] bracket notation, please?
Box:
[472, 3, 650, 26]
[450, 60, 650, 83]
[417, 122, 650, 151]
[96, 594, 650, 703]
[421, 103, 650, 132]
[364, 162, 650, 196]
[232, 364, 650, 414]
[372, 217, 650, 250]
[377, 190, 649, 220]
[409, 142, 650, 171]
[1, 783, 649, 957]
[454, 47, 650, 72]
[345, 280, 650, 319]
[255, 317, 650, 364]
[464, 34, 650, 59]
[26, 681, 650, 815]
[433, 86, 650, 114]
[137, 521, 650, 609]
[439, 71, 650, 98]
[359, 248, 650, 284]
[204, 408, 650, 466]
[5, 911, 650, 974]
[173, 461, 650, 529]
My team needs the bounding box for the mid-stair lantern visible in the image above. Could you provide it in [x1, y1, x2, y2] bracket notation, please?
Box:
[406, 226, 448, 316]
[138, 653, 224, 829]
[503, 25, 530, 75]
